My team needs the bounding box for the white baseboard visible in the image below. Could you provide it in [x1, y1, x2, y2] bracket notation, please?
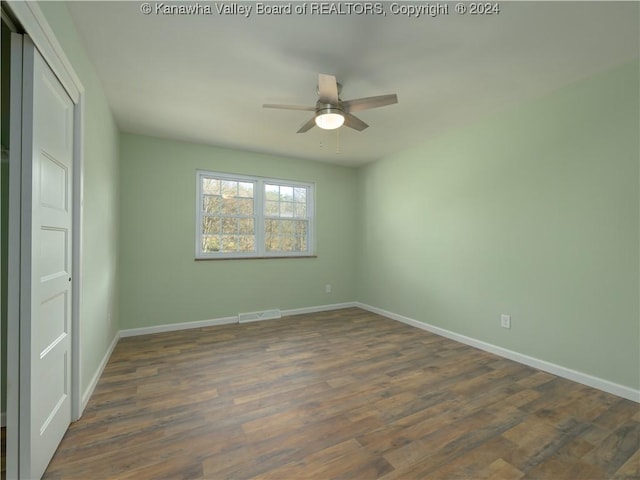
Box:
[119, 315, 238, 338]
[282, 302, 358, 317]
[356, 302, 640, 403]
[81, 331, 120, 413]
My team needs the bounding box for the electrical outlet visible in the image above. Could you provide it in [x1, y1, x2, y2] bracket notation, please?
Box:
[325, 284, 332, 293]
[500, 314, 511, 329]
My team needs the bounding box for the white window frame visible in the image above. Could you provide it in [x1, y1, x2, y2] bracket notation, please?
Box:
[196, 170, 315, 259]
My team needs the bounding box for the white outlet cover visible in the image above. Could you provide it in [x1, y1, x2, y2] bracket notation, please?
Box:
[501, 314, 511, 329]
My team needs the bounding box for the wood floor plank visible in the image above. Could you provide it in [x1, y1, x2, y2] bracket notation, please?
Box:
[613, 448, 640, 479]
[484, 458, 525, 480]
[41, 308, 639, 480]
[581, 420, 640, 477]
[420, 437, 512, 480]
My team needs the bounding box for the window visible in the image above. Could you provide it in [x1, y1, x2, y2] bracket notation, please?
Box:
[196, 171, 315, 259]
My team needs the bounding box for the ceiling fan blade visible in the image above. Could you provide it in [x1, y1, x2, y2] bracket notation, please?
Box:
[263, 103, 315, 111]
[297, 116, 317, 133]
[343, 113, 368, 131]
[318, 74, 339, 104]
[342, 94, 398, 113]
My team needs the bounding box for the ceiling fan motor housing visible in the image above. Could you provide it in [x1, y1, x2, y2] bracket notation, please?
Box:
[315, 102, 344, 116]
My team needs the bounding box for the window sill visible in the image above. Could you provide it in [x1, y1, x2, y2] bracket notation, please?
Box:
[195, 255, 318, 261]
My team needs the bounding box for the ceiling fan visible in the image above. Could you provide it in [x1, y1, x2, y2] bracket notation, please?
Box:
[263, 74, 398, 133]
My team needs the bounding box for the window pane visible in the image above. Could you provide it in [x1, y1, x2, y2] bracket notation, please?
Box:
[203, 195, 222, 214]
[238, 182, 254, 198]
[202, 216, 221, 234]
[265, 184, 279, 201]
[222, 218, 237, 235]
[221, 235, 237, 252]
[294, 187, 306, 203]
[283, 236, 296, 252]
[238, 218, 254, 235]
[265, 200, 278, 216]
[221, 180, 237, 197]
[280, 220, 294, 235]
[280, 202, 294, 218]
[262, 219, 309, 253]
[236, 198, 254, 216]
[238, 235, 255, 252]
[202, 178, 220, 195]
[202, 235, 220, 253]
[221, 197, 238, 215]
[265, 234, 278, 252]
[280, 186, 293, 201]
[294, 203, 306, 219]
[295, 221, 307, 236]
[265, 219, 277, 234]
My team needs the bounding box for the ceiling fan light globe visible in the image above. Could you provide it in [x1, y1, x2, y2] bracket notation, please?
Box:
[315, 112, 344, 130]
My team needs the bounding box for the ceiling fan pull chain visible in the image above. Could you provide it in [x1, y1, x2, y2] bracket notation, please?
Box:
[336, 128, 341, 154]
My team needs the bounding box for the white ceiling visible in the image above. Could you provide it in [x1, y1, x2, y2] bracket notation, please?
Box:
[67, 1, 639, 166]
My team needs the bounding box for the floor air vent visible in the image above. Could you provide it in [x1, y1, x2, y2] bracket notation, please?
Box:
[238, 309, 281, 323]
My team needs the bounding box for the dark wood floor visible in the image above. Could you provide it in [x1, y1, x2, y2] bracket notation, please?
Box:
[43, 308, 639, 479]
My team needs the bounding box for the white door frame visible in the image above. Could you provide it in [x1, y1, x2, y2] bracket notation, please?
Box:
[5, 2, 84, 478]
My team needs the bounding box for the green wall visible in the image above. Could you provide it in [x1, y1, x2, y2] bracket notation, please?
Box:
[38, 2, 120, 400]
[357, 61, 640, 390]
[118, 134, 358, 329]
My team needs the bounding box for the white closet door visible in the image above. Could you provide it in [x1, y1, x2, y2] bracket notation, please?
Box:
[20, 36, 73, 480]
